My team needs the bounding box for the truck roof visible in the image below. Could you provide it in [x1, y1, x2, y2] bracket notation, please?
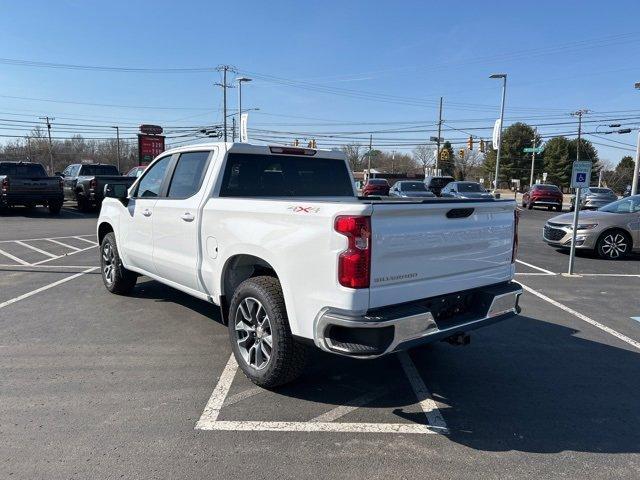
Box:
[161, 142, 346, 160]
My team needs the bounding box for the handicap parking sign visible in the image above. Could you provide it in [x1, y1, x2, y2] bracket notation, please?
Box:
[571, 161, 592, 188]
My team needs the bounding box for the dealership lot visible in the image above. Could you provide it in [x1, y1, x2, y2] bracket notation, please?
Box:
[1, 206, 639, 479]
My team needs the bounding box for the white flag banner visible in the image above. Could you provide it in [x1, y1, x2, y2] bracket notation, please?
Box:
[240, 113, 249, 143]
[492, 119, 502, 150]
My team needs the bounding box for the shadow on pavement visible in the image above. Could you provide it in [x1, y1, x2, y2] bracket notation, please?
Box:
[129, 280, 640, 454]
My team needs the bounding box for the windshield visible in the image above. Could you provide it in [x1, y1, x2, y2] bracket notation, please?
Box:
[428, 177, 453, 188]
[598, 196, 640, 213]
[534, 185, 561, 192]
[0, 163, 47, 177]
[80, 164, 119, 176]
[400, 182, 427, 192]
[457, 182, 485, 192]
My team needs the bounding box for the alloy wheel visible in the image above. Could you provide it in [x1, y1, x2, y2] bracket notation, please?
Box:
[102, 242, 115, 286]
[601, 233, 628, 259]
[234, 297, 273, 370]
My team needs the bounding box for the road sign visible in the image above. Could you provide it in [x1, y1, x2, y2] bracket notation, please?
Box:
[523, 147, 543, 153]
[571, 161, 592, 188]
[139, 124, 163, 135]
[542, 172, 548, 182]
[137, 134, 165, 165]
[429, 136, 443, 142]
[240, 113, 249, 143]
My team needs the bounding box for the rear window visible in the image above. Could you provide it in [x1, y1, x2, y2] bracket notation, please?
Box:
[368, 179, 388, 185]
[457, 182, 485, 192]
[400, 182, 427, 191]
[427, 177, 454, 188]
[79, 165, 119, 176]
[220, 153, 353, 197]
[0, 163, 46, 177]
[534, 184, 561, 192]
[588, 188, 613, 194]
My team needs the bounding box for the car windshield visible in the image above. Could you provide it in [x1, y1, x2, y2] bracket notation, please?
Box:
[457, 182, 485, 192]
[400, 182, 427, 191]
[0, 163, 47, 177]
[598, 196, 640, 213]
[588, 188, 613, 194]
[428, 177, 453, 188]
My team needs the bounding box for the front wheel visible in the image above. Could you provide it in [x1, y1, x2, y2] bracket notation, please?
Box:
[596, 230, 631, 260]
[527, 202, 534, 210]
[48, 201, 62, 215]
[228, 276, 308, 388]
[555, 205, 562, 212]
[100, 232, 137, 294]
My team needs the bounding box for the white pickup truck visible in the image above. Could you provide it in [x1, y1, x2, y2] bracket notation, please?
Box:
[97, 143, 522, 387]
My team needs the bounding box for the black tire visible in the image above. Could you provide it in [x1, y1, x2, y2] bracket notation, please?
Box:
[555, 205, 562, 212]
[547, 205, 553, 211]
[48, 201, 62, 215]
[228, 276, 308, 388]
[527, 202, 534, 210]
[596, 230, 632, 260]
[77, 194, 90, 212]
[100, 232, 137, 294]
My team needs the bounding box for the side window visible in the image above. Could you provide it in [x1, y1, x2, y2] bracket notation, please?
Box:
[135, 156, 172, 198]
[167, 151, 210, 198]
[62, 166, 71, 176]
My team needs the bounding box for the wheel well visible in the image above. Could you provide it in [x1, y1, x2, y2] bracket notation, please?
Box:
[222, 255, 279, 299]
[97, 222, 114, 245]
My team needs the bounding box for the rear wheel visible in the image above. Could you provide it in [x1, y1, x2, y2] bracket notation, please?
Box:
[228, 276, 308, 388]
[596, 230, 631, 260]
[77, 194, 90, 212]
[547, 205, 553, 211]
[555, 205, 562, 212]
[100, 232, 137, 294]
[48, 200, 62, 215]
[527, 202, 534, 210]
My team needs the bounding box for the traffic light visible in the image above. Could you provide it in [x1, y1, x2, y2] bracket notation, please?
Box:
[293, 139, 299, 146]
[439, 149, 449, 160]
[458, 149, 465, 159]
[479, 139, 485, 153]
[307, 139, 317, 148]
[468, 136, 474, 150]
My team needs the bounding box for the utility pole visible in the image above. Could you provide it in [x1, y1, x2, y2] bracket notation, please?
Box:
[436, 96, 443, 172]
[391, 150, 396, 174]
[215, 65, 237, 142]
[39, 116, 55, 174]
[232, 116, 236, 142]
[568, 109, 589, 275]
[112, 126, 121, 172]
[529, 127, 537, 187]
[489, 74, 507, 192]
[633, 130, 640, 196]
[367, 134, 373, 181]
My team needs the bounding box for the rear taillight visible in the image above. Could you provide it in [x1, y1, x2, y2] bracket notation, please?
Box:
[89, 179, 97, 189]
[334, 215, 371, 289]
[512, 209, 519, 263]
[1, 177, 8, 192]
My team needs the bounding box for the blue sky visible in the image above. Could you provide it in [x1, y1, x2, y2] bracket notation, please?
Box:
[1, 0, 639, 164]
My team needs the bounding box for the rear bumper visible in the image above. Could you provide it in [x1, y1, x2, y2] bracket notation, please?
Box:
[1, 192, 63, 205]
[531, 198, 562, 206]
[314, 281, 522, 358]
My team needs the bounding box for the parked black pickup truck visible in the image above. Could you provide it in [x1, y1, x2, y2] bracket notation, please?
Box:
[59, 163, 136, 212]
[0, 161, 64, 214]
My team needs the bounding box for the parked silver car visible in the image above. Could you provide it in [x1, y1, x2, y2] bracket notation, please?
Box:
[543, 195, 640, 259]
[440, 181, 494, 199]
[389, 181, 436, 198]
[570, 187, 618, 211]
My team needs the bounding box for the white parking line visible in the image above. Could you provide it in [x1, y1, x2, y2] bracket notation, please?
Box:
[515, 259, 555, 275]
[0, 248, 30, 266]
[14, 240, 59, 259]
[74, 236, 98, 246]
[520, 283, 640, 351]
[0, 264, 97, 270]
[0, 267, 98, 310]
[310, 388, 386, 423]
[0, 234, 95, 244]
[45, 238, 82, 251]
[196, 353, 448, 435]
[31, 245, 96, 266]
[223, 387, 264, 407]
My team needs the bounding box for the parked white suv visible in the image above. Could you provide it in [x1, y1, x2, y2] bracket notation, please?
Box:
[97, 143, 522, 386]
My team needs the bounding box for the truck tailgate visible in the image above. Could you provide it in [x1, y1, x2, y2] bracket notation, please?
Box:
[369, 200, 516, 308]
[8, 177, 61, 194]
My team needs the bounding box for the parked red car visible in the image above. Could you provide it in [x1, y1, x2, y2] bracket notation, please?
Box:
[522, 184, 563, 211]
[362, 178, 390, 196]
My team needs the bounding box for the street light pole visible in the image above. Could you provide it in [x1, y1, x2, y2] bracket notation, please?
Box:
[490, 74, 507, 192]
[529, 127, 537, 187]
[633, 82, 640, 195]
[436, 96, 443, 172]
[236, 77, 252, 143]
[39, 116, 55, 174]
[112, 126, 121, 172]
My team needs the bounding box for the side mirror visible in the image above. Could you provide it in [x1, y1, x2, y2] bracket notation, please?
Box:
[104, 183, 128, 203]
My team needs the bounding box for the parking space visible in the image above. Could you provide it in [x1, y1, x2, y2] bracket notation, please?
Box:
[1, 209, 639, 479]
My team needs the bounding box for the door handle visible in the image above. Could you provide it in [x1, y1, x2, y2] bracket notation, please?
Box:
[181, 212, 195, 222]
[142, 209, 152, 217]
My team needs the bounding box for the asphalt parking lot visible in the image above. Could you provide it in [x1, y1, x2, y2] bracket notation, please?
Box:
[1, 203, 639, 479]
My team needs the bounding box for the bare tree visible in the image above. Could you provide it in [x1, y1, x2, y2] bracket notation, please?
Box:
[412, 144, 435, 172]
[454, 148, 485, 180]
[341, 143, 363, 171]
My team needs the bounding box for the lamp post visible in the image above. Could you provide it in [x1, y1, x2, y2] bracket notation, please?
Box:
[490, 74, 507, 193]
[237, 77, 252, 142]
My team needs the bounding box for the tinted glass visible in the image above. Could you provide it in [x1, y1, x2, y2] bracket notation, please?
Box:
[589, 188, 613, 194]
[458, 182, 485, 192]
[167, 151, 210, 198]
[79, 165, 119, 176]
[0, 163, 46, 177]
[428, 177, 454, 188]
[220, 153, 353, 197]
[368, 179, 388, 185]
[534, 184, 561, 192]
[401, 182, 427, 191]
[136, 156, 171, 198]
[599, 196, 640, 213]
